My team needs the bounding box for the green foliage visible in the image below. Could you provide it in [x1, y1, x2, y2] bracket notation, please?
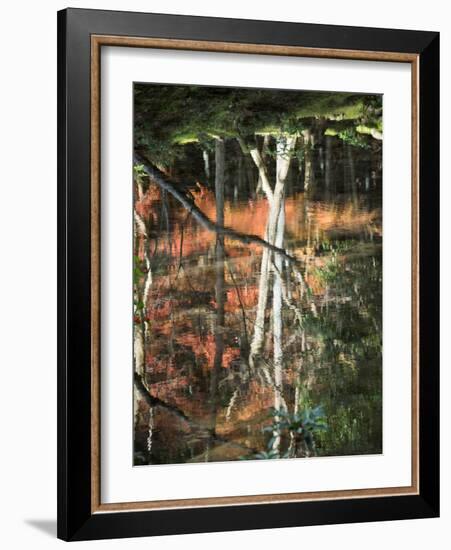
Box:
[242, 403, 328, 460]
[299, 244, 383, 456]
[133, 163, 146, 178]
[134, 299, 145, 312]
[323, 94, 382, 146]
[338, 127, 371, 148]
[133, 255, 147, 284]
[314, 253, 339, 283]
[266, 405, 328, 445]
[133, 163, 148, 192]
[134, 83, 382, 165]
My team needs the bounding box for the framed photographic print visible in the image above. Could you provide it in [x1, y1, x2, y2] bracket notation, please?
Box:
[57, 8, 439, 541]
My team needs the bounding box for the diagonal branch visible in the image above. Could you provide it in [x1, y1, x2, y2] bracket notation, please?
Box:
[236, 136, 273, 203]
[249, 147, 273, 203]
[134, 371, 190, 422]
[134, 152, 299, 265]
[134, 372, 257, 454]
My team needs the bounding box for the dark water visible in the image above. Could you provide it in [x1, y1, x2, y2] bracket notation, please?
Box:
[134, 148, 382, 466]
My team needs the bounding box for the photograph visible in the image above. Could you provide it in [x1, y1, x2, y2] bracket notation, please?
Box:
[132, 83, 383, 466]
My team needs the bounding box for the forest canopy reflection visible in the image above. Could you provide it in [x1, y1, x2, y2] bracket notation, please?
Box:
[133, 83, 382, 465]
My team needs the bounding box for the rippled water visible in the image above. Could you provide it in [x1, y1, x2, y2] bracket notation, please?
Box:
[134, 169, 382, 465]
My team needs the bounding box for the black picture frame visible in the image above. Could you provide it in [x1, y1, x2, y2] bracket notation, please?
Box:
[57, 7, 439, 541]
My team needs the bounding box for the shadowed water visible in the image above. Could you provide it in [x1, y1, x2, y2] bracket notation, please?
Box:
[134, 152, 382, 465]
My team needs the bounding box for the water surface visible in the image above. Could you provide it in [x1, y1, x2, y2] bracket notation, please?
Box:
[134, 152, 382, 465]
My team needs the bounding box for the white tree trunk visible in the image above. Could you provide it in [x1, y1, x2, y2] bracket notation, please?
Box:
[134, 322, 145, 377]
[249, 136, 296, 374]
[249, 244, 271, 371]
[255, 135, 271, 196]
[302, 129, 314, 191]
[133, 210, 153, 372]
[272, 203, 286, 453]
[271, 136, 295, 454]
[249, 146, 273, 204]
[202, 149, 210, 179]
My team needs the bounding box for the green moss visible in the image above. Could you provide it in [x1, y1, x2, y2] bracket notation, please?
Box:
[356, 125, 383, 140]
[171, 133, 200, 145]
[324, 128, 339, 136]
[134, 83, 382, 163]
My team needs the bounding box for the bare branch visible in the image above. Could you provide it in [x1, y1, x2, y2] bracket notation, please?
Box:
[134, 152, 299, 265]
[134, 372, 258, 454]
[249, 147, 273, 203]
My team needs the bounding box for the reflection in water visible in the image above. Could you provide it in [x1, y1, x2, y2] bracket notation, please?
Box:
[133, 142, 382, 465]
